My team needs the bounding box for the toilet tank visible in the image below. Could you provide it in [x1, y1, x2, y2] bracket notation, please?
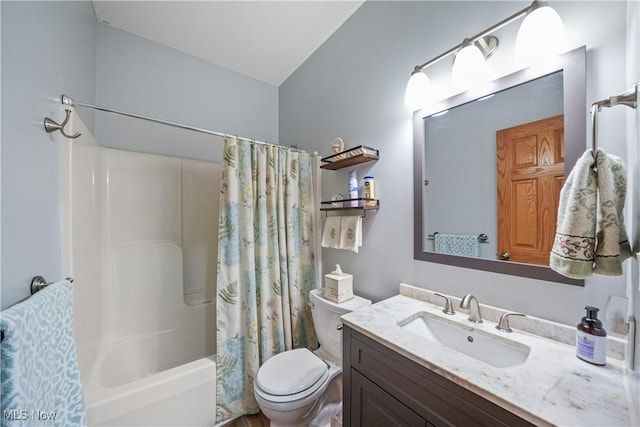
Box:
[309, 289, 371, 362]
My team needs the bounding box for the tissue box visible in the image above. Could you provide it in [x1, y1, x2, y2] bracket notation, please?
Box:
[324, 272, 353, 302]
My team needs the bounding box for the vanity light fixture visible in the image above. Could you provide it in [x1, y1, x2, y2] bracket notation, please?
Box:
[404, 0, 565, 110]
[515, 1, 566, 67]
[404, 68, 433, 112]
[451, 37, 496, 90]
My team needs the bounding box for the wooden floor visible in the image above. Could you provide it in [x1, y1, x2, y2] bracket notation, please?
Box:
[222, 412, 270, 427]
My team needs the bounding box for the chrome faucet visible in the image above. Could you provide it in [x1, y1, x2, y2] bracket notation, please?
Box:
[459, 294, 482, 323]
[433, 293, 455, 315]
[496, 312, 527, 333]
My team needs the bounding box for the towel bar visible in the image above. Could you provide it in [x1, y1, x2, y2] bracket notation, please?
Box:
[0, 276, 74, 343]
[31, 275, 74, 295]
[591, 83, 638, 164]
[427, 232, 489, 242]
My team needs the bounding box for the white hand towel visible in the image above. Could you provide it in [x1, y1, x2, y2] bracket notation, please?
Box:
[550, 149, 598, 278]
[339, 215, 362, 253]
[550, 148, 631, 278]
[321, 216, 341, 248]
[594, 150, 632, 275]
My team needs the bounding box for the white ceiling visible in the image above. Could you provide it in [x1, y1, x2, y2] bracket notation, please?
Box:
[92, 1, 364, 87]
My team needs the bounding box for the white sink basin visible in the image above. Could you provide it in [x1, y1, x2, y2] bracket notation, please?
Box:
[398, 311, 531, 368]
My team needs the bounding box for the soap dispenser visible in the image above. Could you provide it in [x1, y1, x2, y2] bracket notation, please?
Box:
[576, 306, 607, 366]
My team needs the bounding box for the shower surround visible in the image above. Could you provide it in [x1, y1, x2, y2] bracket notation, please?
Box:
[60, 110, 219, 426]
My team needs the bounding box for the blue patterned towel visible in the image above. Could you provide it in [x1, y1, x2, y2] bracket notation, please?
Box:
[434, 233, 480, 257]
[1, 280, 86, 427]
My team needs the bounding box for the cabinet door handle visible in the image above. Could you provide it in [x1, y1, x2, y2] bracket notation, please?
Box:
[500, 252, 511, 261]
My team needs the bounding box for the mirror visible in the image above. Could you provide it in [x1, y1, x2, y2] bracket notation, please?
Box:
[413, 46, 586, 285]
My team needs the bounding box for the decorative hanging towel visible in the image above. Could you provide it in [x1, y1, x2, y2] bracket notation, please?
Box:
[433, 233, 480, 257]
[550, 148, 631, 278]
[593, 150, 632, 274]
[321, 216, 341, 249]
[339, 215, 362, 253]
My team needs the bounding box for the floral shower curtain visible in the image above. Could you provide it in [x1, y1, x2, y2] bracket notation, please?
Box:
[216, 137, 318, 423]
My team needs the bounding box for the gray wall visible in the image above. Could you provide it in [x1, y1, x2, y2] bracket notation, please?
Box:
[94, 24, 278, 163]
[279, 1, 633, 326]
[1, 4, 280, 309]
[1, 1, 97, 309]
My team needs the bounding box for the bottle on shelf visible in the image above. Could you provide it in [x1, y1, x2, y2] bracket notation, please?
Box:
[348, 170, 358, 207]
[363, 176, 375, 206]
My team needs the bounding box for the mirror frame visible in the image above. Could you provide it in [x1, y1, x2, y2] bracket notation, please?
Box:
[413, 46, 586, 286]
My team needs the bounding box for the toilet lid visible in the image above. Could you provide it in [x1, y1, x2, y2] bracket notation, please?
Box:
[256, 348, 329, 396]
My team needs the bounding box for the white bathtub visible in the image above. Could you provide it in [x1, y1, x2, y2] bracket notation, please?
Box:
[59, 128, 221, 427]
[85, 333, 216, 427]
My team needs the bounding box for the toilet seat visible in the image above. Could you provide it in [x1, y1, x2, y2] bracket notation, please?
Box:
[254, 290, 372, 425]
[255, 348, 330, 404]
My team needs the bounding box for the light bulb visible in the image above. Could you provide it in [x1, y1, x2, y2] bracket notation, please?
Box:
[451, 42, 488, 90]
[404, 70, 433, 111]
[516, 4, 565, 67]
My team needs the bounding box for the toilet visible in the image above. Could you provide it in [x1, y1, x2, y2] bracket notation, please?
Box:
[254, 288, 371, 427]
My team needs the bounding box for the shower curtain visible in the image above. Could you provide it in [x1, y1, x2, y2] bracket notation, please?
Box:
[216, 137, 318, 423]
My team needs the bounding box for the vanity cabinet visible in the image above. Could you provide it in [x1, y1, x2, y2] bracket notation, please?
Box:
[343, 326, 535, 427]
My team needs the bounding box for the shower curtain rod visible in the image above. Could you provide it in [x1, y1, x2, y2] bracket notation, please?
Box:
[61, 94, 310, 153]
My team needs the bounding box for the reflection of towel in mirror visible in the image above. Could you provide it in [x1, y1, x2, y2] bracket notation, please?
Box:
[434, 233, 480, 257]
[339, 215, 362, 253]
[321, 216, 341, 249]
[550, 149, 631, 278]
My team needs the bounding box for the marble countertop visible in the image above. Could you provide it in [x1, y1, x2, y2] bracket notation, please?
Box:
[340, 284, 634, 427]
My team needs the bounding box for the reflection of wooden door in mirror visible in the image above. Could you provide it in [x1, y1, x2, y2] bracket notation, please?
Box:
[496, 115, 564, 266]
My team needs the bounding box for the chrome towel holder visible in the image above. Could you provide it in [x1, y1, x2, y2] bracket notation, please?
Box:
[591, 83, 638, 164]
[31, 275, 74, 295]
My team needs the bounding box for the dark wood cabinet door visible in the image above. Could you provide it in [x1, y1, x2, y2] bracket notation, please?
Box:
[351, 369, 428, 427]
[343, 326, 535, 427]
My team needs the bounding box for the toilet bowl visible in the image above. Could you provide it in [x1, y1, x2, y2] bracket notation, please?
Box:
[254, 289, 371, 426]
